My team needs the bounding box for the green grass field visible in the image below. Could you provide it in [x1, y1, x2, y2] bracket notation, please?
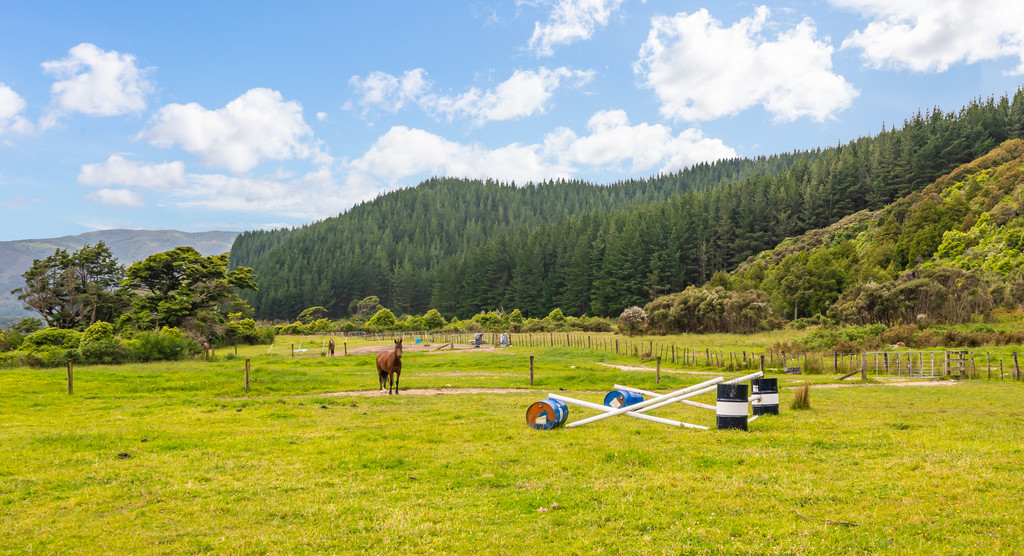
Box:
[2, 339, 1023, 554]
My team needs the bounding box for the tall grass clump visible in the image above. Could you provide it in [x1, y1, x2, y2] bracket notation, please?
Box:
[791, 384, 811, 410]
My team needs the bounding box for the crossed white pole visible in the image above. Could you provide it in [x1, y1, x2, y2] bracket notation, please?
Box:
[548, 371, 764, 429]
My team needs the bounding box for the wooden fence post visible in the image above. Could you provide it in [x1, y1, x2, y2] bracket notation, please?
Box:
[245, 359, 251, 392]
[67, 360, 73, 395]
[291, 344, 294, 358]
[1014, 352, 1020, 380]
[530, 355, 535, 386]
[759, 354, 765, 375]
[656, 356, 661, 384]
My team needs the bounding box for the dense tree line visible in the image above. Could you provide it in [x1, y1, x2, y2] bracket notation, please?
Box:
[231, 160, 787, 320]
[233, 89, 1024, 321]
[649, 138, 1024, 333]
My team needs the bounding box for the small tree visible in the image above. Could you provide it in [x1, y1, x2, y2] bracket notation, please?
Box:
[619, 306, 647, 336]
[423, 309, 446, 330]
[349, 296, 383, 318]
[296, 306, 328, 324]
[546, 308, 566, 324]
[509, 308, 524, 324]
[366, 308, 396, 328]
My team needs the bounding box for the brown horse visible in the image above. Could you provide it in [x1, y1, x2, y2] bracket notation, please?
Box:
[376, 338, 403, 395]
[328, 338, 335, 356]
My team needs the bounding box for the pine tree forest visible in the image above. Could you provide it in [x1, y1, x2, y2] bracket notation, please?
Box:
[230, 90, 1024, 322]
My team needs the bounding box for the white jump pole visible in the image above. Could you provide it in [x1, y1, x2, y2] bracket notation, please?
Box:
[558, 379, 723, 428]
[627, 371, 764, 415]
[625, 377, 724, 414]
[615, 384, 717, 411]
[547, 393, 708, 430]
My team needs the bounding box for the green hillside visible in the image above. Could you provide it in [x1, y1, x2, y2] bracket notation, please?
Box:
[233, 90, 1024, 322]
[648, 138, 1024, 333]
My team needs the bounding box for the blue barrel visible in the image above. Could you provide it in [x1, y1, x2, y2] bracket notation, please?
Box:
[716, 383, 748, 431]
[526, 399, 569, 430]
[751, 378, 779, 416]
[603, 389, 644, 409]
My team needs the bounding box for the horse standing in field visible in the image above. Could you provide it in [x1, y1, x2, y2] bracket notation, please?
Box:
[328, 338, 335, 356]
[376, 339, 403, 395]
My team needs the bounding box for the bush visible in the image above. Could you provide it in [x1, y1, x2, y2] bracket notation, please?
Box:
[580, 316, 613, 332]
[226, 319, 261, 345]
[546, 308, 566, 324]
[619, 306, 647, 336]
[22, 328, 82, 350]
[126, 330, 200, 362]
[366, 308, 396, 328]
[78, 322, 130, 364]
[521, 319, 549, 333]
[423, 309, 446, 330]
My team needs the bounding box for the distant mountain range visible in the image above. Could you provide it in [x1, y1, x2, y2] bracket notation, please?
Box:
[0, 229, 238, 322]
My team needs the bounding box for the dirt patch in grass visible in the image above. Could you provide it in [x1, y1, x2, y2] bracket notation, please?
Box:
[594, 362, 721, 376]
[323, 387, 527, 397]
[343, 343, 498, 355]
[792, 380, 964, 389]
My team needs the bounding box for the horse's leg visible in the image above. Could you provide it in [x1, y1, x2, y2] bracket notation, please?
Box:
[388, 371, 395, 395]
[394, 370, 400, 394]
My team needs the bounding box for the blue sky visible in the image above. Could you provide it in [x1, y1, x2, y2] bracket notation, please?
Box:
[2, 1, 1023, 241]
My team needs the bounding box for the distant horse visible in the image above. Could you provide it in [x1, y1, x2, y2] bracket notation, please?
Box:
[376, 339, 403, 395]
[328, 338, 335, 356]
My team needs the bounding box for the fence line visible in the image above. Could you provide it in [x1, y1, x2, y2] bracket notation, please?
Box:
[298, 330, 1021, 380]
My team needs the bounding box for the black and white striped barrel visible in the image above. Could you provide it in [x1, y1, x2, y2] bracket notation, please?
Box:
[716, 383, 749, 431]
[751, 377, 779, 415]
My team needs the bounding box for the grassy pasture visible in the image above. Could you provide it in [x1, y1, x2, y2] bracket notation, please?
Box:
[2, 341, 1023, 554]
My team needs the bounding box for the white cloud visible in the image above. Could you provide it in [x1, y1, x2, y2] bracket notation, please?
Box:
[347, 126, 572, 188]
[347, 112, 735, 189]
[527, 0, 624, 57]
[834, 0, 1024, 74]
[78, 155, 186, 188]
[140, 88, 319, 173]
[634, 6, 858, 122]
[422, 67, 593, 124]
[168, 167, 356, 221]
[86, 188, 145, 207]
[548, 109, 737, 173]
[41, 43, 153, 124]
[349, 66, 593, 125]
[0, 84, 34, 134]
[349, 68, 431, 113]
[316, 111, 328, 121]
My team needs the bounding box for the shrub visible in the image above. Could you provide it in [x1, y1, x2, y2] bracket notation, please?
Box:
[619, 306, 647, 336]
[521, 319, 549, 333]
[226, 319, 261, 345]
[78, 321, 130, 364]
[546, 308, 566, 324]
[22, 328, 82, 350]
[423, 309, 446, 330]
[127, 330, 200, 362]
[366, 308, 396, 328]
[580, 316, 613, 332]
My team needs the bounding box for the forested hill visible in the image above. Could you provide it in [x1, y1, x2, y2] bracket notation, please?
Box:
[230, 158, 798, 319]
[428, 93, 1024, 319]
[233, 90, 1024, 321]
[644, 138, 1024, 333]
